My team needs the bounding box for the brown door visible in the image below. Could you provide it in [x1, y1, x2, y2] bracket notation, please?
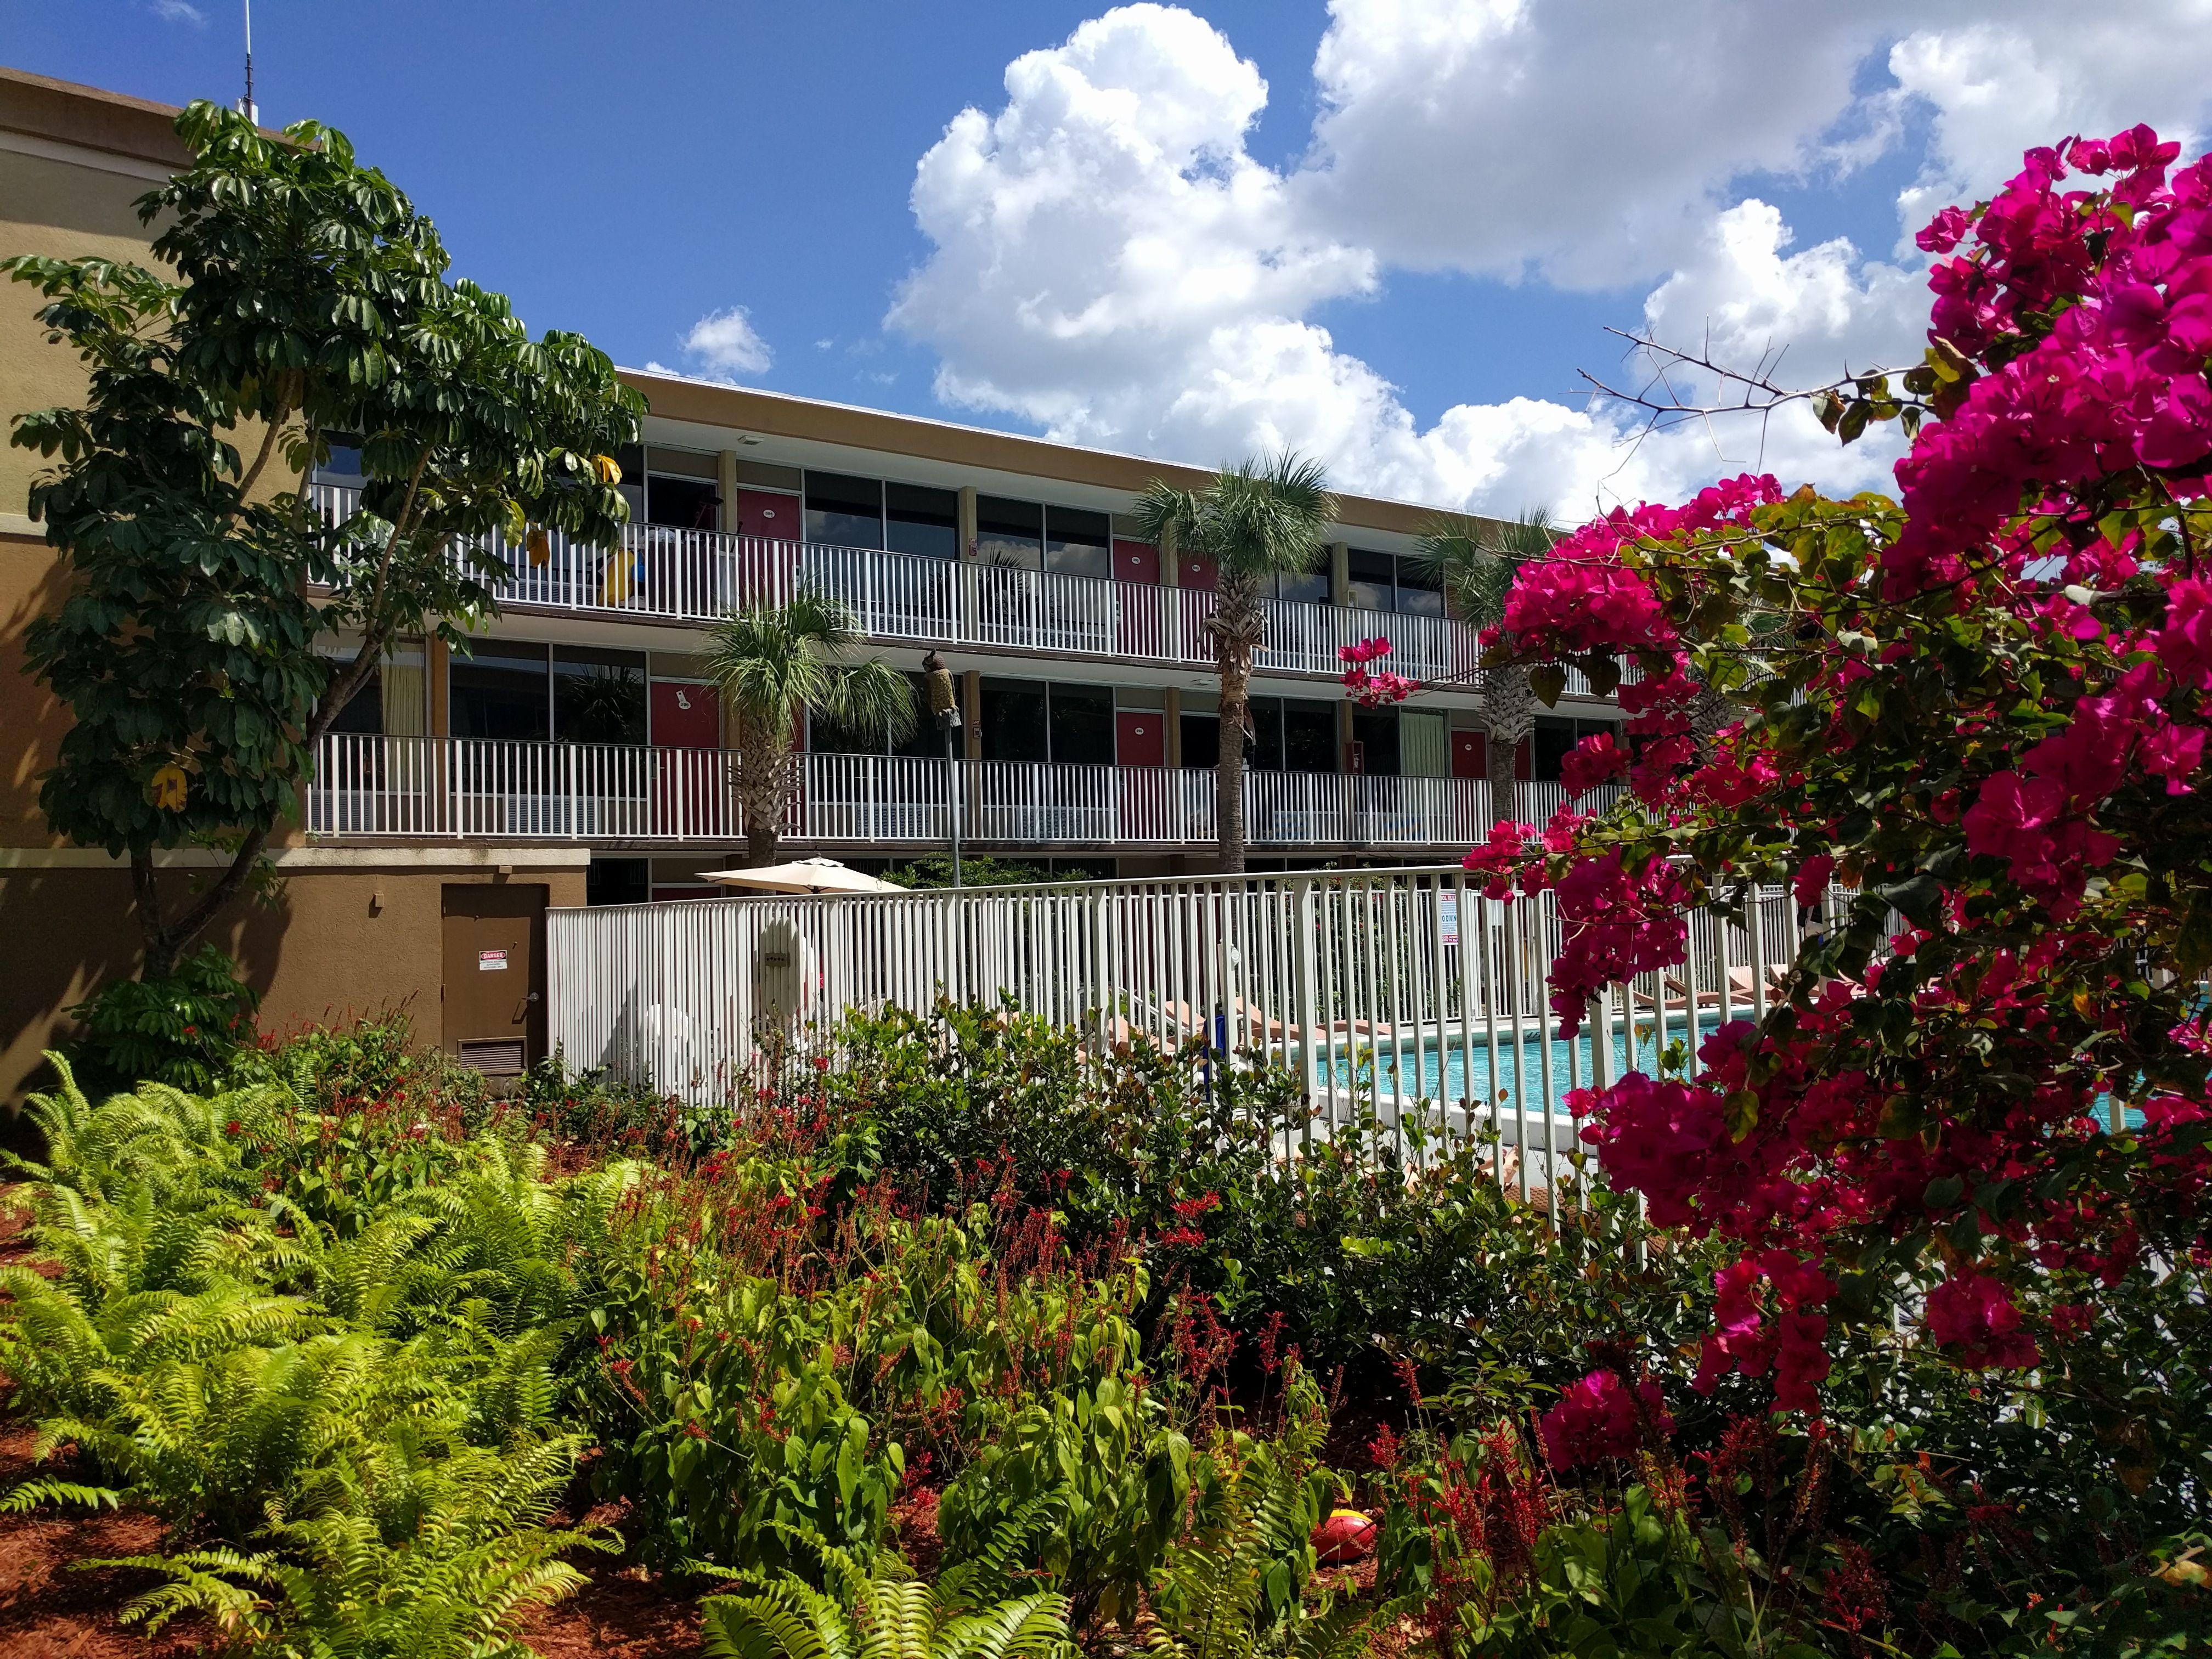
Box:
[441, 883, 548, 1074]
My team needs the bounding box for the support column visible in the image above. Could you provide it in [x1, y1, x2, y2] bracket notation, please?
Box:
[1328, 541, 1350, 609]
[716, 449, 740, 533]
[427, 636, 452, 737]
[962, 669, 983, 760]
[957, 486, 979, 559]
[1164, 687, 1183, 768]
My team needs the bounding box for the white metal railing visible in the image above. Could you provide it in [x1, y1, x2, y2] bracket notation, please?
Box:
[309, 733, 740, 841]
[305, 733, 1494, 848]
[309, 483, 1613, 691]
[548, 867, 1849, 1207]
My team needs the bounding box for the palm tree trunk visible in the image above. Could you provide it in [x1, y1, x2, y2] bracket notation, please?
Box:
[1212, 584, 1263, 875]
[737, 715, 787, 867]
[1216, 647, 1251, 874]
[1483, 665, 1534, 828]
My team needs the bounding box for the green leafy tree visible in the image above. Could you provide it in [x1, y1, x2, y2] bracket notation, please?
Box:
[1136, 455, 1335, 873]
[1415, 509, 1553, 823]
[708, 591, 917, 867]
[5, 101, 641, 977]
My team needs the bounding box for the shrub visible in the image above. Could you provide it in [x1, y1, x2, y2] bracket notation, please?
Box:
[64, 942, 258, 1094]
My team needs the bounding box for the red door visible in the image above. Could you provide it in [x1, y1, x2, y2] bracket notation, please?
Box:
[1116, 710, 1165, 766]
[1514, 736, 1533, 781]
[1173, 551, 1217, 660]
[652, 681, 721, 838]
[1117, 708, 1167, 841]
[1113, 538, 1161, 657]
[733, 489, 801, 606]
[1452, 729, 1487, 778]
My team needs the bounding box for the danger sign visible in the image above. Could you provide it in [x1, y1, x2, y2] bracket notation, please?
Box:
[478, 949, 509, 971]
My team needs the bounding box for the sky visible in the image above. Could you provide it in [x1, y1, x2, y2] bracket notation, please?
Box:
[11, 1, 2212, 516]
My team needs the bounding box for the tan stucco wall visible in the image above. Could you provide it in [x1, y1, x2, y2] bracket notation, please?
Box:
[0, 145, 169, 523]
[0, 858, 586, 1103]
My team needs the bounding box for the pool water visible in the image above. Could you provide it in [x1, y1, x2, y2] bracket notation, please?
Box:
[1315, 1016, 2153, 1132]
[1315, 1014, 1725, 1110]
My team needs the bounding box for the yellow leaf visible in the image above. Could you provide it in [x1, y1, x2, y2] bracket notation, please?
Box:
[526, 526, 551, 568]
[594, 453, 622, 486]
[149, 764, 189, 812]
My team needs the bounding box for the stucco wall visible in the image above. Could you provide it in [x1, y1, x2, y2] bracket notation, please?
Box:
[0, 857, 587, 1103]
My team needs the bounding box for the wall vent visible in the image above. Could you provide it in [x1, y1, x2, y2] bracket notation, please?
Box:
[456, 1039, 526, 1077]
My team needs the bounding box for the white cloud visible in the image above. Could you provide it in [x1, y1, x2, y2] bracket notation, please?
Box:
[888, 3, 2212, 518]
[150, 0, 206, 24]
[671, 306, 772, 382]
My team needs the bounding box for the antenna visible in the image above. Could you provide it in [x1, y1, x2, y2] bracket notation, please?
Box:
[236, 0, 259, 126]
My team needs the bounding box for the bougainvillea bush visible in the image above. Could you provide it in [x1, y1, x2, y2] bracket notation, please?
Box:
[1464, 122, 2212, 1633]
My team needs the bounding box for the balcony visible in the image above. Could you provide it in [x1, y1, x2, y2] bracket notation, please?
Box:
[309, 484, 1606, 690]
[306, 734, 1525, 850]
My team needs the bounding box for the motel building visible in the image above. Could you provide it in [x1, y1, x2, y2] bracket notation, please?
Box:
[0, 65, 1622, 1096]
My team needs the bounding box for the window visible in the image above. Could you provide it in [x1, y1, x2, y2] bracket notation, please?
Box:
[980, 679, 1117, 766]
[325, 641, 427, 736]
[886, 482, 958, 560]
[1045, 506, 1112, 580]
[449, 640, 550, 742]
[1352, 707, 1401, 776]
[588, 857, 650, 907]
[1283, 699, 1336, 772]
[1396, 560, 1446, 617]
[980, 678, 1048, 763]
[1274, 569, 1329, 606]
[806, 472, 885, 549]
[1244, 697, 1341, 772]
[1345, 548, 1440, 614]
[553, 646, 647, 746]
[976, 496, 1043, 568]
[1346, 548, 1394, 612]
[1181, 710, 1220, 770]
[1048, 684, 1114, 767]
[646, 473, 720, 531]
[315, 431, 366, 484]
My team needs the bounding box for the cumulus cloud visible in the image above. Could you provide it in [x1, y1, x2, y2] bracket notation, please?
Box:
[150, 0, 206, 24]
[888, 2, 2212, 517]
[659, 306, 773, 383]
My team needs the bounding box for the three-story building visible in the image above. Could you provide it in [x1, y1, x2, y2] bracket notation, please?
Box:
[1, 65, 1617, 1092]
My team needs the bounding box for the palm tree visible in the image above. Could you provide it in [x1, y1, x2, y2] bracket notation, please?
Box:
[708, 592, 916, 867]
[1416, 507, 1555, 825]
[1135, 453, 1336, 873]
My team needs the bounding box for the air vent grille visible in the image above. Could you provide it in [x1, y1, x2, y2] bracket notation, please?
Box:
[456, 1038, 526, 1077]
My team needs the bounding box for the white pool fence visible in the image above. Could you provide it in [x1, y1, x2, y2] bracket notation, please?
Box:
[550, 866, 1846, 1210]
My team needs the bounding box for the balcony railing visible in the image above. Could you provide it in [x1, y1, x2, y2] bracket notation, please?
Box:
[306, 734, 1504, 849]
[308, 484, 1605, 690]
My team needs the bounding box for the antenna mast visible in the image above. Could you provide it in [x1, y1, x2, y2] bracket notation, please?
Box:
[236, 0, 258, 125]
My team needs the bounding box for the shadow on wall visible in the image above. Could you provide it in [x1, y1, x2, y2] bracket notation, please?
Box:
[0, 862, 295, 1115]
[2, 547, 72, 843]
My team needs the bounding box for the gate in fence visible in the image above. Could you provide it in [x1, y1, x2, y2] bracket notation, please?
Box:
[548, 867, 1833, 1208]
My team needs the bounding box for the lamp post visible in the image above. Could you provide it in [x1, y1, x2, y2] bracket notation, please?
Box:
[924, 652, 963, 888]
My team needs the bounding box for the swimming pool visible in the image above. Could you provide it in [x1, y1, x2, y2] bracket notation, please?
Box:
[1312, 1012, 1727, 1110]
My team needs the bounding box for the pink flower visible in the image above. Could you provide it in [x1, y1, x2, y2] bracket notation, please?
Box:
[1559, 732, 1628, 796]
[1792, 854, 1836, 909]
[1926, 1272, 2041, 1369]
[1537, 1368, 1671, 1469]
[1916, 205, 1974, 254]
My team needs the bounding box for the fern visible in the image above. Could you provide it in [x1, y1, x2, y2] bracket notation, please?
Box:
[701, 1530, 1074, 1659]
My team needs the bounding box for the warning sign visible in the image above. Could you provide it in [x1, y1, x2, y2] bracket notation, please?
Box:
[478, 949, 509, 972]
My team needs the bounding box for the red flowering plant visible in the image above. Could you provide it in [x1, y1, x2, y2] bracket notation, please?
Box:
[1340, 637, 1419, 706]
[1470, 128, 2212, 1423]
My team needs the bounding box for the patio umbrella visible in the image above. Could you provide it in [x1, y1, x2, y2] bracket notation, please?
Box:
[699, 857, 907, 895]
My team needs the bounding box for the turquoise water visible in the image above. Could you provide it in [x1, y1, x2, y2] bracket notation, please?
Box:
[1316, 1015, 2153, 1132]
[1316, 1014, 1725, 1108]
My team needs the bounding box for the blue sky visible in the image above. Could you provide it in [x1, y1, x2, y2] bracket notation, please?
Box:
[10, 2, 2212, 511]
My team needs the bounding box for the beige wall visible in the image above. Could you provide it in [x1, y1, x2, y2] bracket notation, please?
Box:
[0, 149, 170, 521]
[1, 857, 586, 1103]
